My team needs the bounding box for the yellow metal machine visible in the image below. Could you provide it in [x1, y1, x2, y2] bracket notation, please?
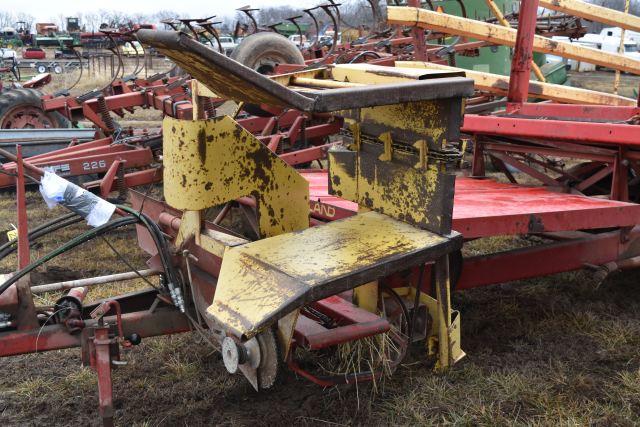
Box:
[138, 30, 474, 389]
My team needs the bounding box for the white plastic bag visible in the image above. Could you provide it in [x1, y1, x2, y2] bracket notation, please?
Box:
[39, 170, 116, 227]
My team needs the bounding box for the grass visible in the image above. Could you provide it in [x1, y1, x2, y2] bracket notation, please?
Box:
[567, 69, 640, 99]
[2, 187, 640, 425]
[1, 72, 640, 425]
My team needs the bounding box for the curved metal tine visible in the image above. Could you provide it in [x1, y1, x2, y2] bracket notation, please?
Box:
[303, 7, 320, 49]
[118, 29, 140, 79]
[102, 32, 124, 92]
[198, 21, 225, 53]
[319, 2, 341, 57]
[286, 16, 305, 48]
[121, 28, 144, 77]
[177, 19, 202, 38]
[364, 0, 384, 32]
[196, 15, 217, 23]
[131, 39, 145, 76]
[237, 6, 260, 35]
[65, 45, 84, 92]
[327, 0, 342, 24]
[194, 27, 215, 48]
[267, 22, 283, 35]
[160, 19, 180, 31]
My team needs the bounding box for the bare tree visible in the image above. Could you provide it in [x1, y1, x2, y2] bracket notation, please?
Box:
[583, 0, 640, 32]
[15, 13, 35, 32]
[257, 6, 300, 26]
[0, 11, 15, 29]
[84, 13, 101, 32]
[154, 10, 179, 27]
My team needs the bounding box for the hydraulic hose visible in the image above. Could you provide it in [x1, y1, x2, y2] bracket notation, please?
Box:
[0, 216, 139, 295]
[0, 213, 82, 261]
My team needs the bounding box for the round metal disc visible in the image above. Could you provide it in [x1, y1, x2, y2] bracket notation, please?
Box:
[221, 337, 240, 374]
[256, 328, 280, 389]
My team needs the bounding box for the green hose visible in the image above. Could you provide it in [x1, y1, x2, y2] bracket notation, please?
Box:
[0, 216, 139, 295]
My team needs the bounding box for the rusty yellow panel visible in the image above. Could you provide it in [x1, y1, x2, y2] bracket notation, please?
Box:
[359, 101, 451, 151]
[207, 211, 452, 338]
[329, 141, 455, 235]
[175, 210, 201, 248]
[163, 116, 309, 238]
[156, 46, 287, 107]
[327, 147, 358, 201]
[331, 63, 462, 84]
[269, 68, 328, 86]
[199, 229, 248, 258]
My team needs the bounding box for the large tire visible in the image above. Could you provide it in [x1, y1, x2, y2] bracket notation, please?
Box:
[231, 32, 304, 74]
[231, 32, 304, 116]
[0, 88, 70, 129]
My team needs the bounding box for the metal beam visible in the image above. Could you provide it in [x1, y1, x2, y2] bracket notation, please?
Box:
[462, 114, 640, 146]
[341, 62, 636, 106]
[387, 6, 640, 74]
[539, 0, 640, 34]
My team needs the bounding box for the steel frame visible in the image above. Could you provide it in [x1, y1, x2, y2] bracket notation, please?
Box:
[2, 3, 640, 424]
[461, 0, 640, 202]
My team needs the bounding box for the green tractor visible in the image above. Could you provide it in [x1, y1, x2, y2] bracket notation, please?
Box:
[0, 27, 24, 50]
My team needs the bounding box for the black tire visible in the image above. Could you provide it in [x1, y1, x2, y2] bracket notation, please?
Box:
[231, 32, 304, 117]
[0, 88, 70, 129]
[231, 32, 304, 74]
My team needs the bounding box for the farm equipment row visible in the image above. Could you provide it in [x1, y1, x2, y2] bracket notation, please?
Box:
[1, 1, 640, 425]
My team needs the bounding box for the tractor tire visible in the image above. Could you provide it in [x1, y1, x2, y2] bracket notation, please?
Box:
[231, 32, 304, 117]
[0, 88, 70, 129]
[231, 31, 304, 74]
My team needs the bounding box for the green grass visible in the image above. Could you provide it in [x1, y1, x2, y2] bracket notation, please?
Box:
[1, 71, 640, 425]
[1, 188, 640, 425]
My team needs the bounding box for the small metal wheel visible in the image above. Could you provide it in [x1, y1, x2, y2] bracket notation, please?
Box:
[256, 327, 280, 389]
[221, 327, 281, 390]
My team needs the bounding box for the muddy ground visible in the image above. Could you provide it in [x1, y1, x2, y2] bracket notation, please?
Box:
[1, 71, 640, 426]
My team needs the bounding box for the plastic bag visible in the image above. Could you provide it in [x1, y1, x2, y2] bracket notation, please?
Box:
[39, 170, 116, 227]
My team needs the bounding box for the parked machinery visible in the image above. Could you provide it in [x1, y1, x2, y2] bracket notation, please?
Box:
[0, 24, 473, 424]
[3, 1, 640, 425]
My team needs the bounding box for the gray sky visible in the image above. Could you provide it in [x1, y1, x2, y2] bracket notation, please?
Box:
[2, 0, 318, 23]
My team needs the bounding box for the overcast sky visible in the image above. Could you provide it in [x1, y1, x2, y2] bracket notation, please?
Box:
[2, 0, 319, 23]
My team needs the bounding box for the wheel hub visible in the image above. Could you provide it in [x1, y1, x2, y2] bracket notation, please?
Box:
[1, 105, 55, 129]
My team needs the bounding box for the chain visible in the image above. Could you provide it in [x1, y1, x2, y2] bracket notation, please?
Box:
[339, 129, 462, 163]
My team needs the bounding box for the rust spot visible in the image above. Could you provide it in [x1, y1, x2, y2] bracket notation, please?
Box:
[181, 174, 187, 187]
[197, 128, 207, 164]
[205, 182, 213, 191]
